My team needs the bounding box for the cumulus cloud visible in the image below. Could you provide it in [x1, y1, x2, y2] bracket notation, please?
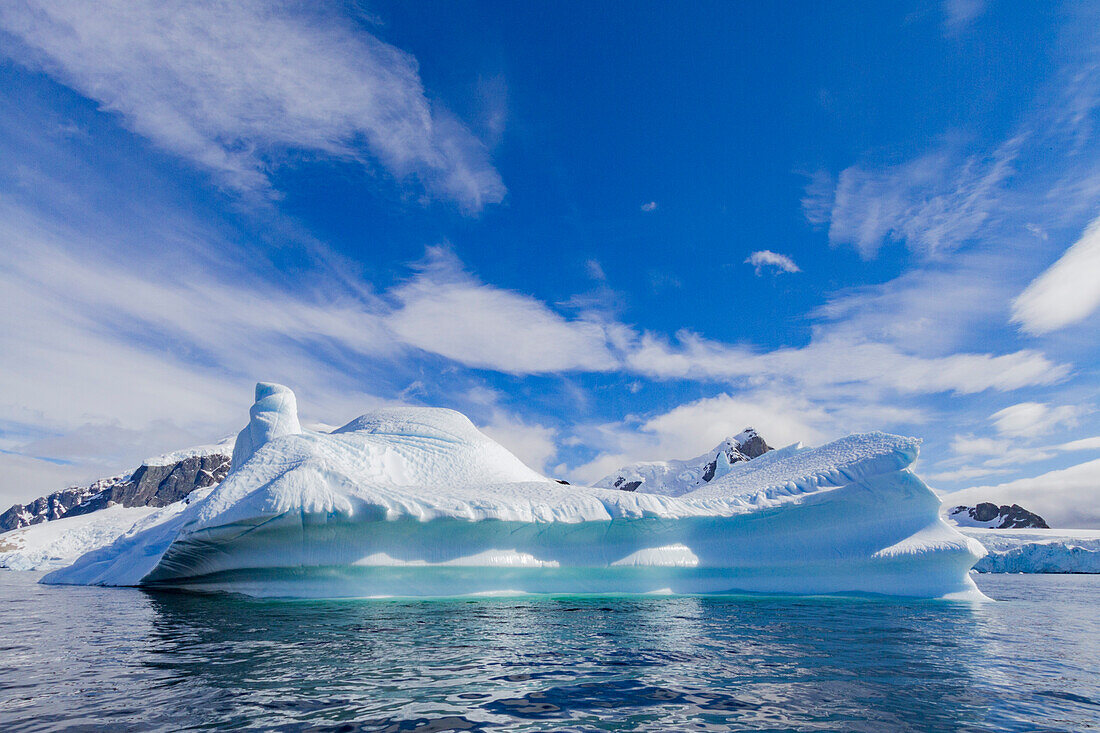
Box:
[640, 201, 658, 212]
[1011, 215, 1100, 334]
[0, 1, 504, 211]
[942, 458, 1100, 528]
[745, 250, 800, 276]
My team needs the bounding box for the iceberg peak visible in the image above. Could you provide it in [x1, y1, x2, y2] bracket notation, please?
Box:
[230, 382, 302, 472]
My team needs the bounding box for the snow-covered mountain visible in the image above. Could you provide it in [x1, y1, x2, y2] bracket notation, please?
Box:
[39, 383, 986, 599]
[594, 428, 773, 496]
[947, 502, 1049, 529]
[0, 443, 232, 533]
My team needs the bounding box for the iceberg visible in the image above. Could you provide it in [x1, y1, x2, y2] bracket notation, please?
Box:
[43, 384, 986, 599]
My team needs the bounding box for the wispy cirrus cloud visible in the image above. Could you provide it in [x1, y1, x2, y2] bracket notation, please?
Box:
[0, 0, 504, 211]
[805, 4, 1100, 268]
[805, 140, 1020, 259]
[942, 0, 987, 36]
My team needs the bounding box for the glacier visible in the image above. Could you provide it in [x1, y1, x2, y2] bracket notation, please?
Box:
[42, 383, 986, 599]
[960, 528, 1100, 573]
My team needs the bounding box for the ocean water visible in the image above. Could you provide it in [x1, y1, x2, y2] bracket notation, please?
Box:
[0, 573, 1097, 732]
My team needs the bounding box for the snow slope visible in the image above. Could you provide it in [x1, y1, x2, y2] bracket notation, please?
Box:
[43, 383, 985, 599]
[0, 488, 216, 572]
[960, 528, 1100, 573]
[0, 504, 156, 571]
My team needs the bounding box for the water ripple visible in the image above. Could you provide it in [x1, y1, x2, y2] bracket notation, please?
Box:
[0, 573, 1097, 732]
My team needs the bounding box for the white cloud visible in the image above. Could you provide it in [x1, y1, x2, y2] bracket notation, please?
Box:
[745, 250, 800, 275]
[1011, 214, 1100, 334]
[1060, 436, 1100, 451]
[387, 249, 619, 374]
[800, 170, 834, 227]
[942, 458, 1100, 528]
[819, 142, 1018, 258]
[0, 1, 504, 211]
[948, 434, 1056, 467]
[640, 201, 658, 212]
[625, 330, 1068, 396]
[0, 452, 107, 506]
[813, 249, 1023, 355]
[925, 466, 1011, 483]
[477, 411, 558, 475]
[990, 402, 1085, 437]
[566, 387, 932, 486]
[933, 426, 1100, 490]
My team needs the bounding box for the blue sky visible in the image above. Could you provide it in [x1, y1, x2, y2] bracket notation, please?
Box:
[1, 1, 1099, 525]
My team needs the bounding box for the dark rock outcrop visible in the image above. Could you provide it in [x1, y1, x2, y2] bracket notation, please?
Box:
[0, 451, 231, 533]
[67, 454, 231, 518]
[949, 502, 1049, 529]
[699, 429, 772, 484]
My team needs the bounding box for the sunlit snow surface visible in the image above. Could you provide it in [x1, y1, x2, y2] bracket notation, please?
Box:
[43, 384, 985, 599]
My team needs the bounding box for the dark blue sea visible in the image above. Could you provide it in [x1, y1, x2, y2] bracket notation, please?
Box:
[0, 572, 1097, 732]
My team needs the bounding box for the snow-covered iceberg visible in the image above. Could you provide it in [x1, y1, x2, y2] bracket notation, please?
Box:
[43, 383, 986, 599]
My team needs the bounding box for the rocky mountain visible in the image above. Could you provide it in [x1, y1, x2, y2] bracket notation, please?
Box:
[594, 428, 772, 497]
[947, 502, 1050, 529]
[0, 447, 231, 533]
